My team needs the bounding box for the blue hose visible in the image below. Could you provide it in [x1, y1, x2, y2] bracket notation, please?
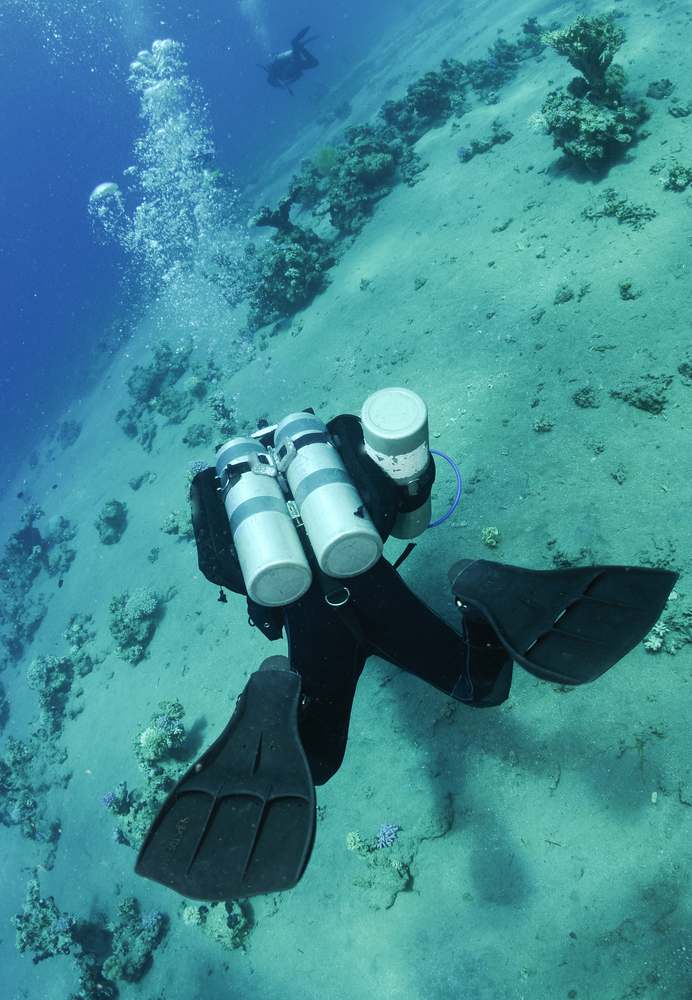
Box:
[427, 449, 462, 528]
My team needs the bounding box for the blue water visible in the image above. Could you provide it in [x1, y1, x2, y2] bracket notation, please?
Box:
[0, 0, 394, 483]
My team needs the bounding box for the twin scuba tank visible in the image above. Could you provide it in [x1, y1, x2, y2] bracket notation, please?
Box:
[215, 388, 431, 607]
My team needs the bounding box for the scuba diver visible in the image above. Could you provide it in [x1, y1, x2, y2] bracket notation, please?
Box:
[259, 26, 319, 96]
[135, 388, 677, 903]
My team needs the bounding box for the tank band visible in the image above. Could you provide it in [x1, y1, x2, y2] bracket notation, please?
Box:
[229, 495, 292, 535]
[292, 467, 352, 508]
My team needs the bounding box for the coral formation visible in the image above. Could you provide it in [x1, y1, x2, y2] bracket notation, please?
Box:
[128, 470, 157, 490]
[102, 782, 131, 816]
[0, 506, 52, 659]
[351, 852, 412, 910]
[380, 58, 468, 131]
[12, 875, 165, 996]
[12, 874, 74, 963]
[242, 24, 542, 327]
[481, 526, 500, 546]
[43, 514, 77, 578]
[288, 24, 544, 244]
[105, 701, 188, 848]
[292, 121, 424, 234]
[103, 779, 159, 849]
[107, 587, 159, 663]
[554, 283, 575, 304]
[346, 830, 372, 859]
[26, 654, 74, 735]
[457, 120, 513, 162]
[572, 386, 599, 409]
[642, 590, 692, 655]
[182, 901, 248, 950]
[533, 416, 555, 433]
[116, 339, 193, 450]
[534, 13, 647, 170]
[662, 160, 692, 192]
[611, 375, 672, 414]
[126, 338, 192, 405]
[1, 738, 62, 863]
[0, 620, 90, 854]
[132, 698, 186, 772]
[465, 29, 545, 100]
[314, 143, 339, 176]
[582, 188, 657, 229]
[646, 78, 675, 100]
[182, 421, 212, 447]
[183, 373, 208, 398]
[0, 679, 8, 730]
[206, 389, 236, 436]
[94, 499, 127, 545]
[346, 825, 411, 908]
[248, 191, 337, 329]
[152, 386, 194, 424]
[618, 280, 642, 301]
[376, 822, 400, 849]
[542, 12, 626, 100]
[185, 457, 209, 482]
[62, 612, 96, 677]
[248, 240, 332, 329]
[57, 420, 82, 449]
[644, 620, 667, 652]
[101, 897, 163, 982]
[162, 509, 194, 538]
[535, 92, 645, 171]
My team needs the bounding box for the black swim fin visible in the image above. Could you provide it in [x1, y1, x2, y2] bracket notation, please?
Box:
[135, 657, 315, 901]
[448, 559, 678, 686]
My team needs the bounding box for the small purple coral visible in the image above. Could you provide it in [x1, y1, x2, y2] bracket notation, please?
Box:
[376, 822, 399, 849]
[102, 791, 117, 810]
[141, 909, 162, 934]
[456, 145, 471, 163]
[53, 914, 73, 934]
[186, 458, 209, 480]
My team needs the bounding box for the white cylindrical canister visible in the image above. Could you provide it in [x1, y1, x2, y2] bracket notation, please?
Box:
[215, 438, 312, 607]
[273, 413, 383, 578]
[361, 387, 431, 539]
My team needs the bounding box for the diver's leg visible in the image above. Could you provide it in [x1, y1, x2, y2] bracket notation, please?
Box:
[347, 559, 512, 707]
[290, 27, 318, 69]
[284, 584, 367, 785]
[297, 46, 319, 69]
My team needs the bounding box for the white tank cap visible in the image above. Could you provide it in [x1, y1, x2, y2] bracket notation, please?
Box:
[361, 387, 428, 457]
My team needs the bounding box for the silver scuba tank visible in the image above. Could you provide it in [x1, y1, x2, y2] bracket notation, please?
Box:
[361, 387, 431, 539]
[215, 437, 312, 607]
[273, 412, 383, 578]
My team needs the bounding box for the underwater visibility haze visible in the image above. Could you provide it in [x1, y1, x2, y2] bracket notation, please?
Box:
[2, 0, 692, 997]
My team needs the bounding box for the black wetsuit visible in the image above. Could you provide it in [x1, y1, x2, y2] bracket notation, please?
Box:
[262, 26, 319, 95]
[190, 413, 512, 785]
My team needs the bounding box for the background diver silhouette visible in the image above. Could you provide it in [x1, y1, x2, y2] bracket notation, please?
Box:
[135, 409, 677, 902]
[259, 26, 319, 95]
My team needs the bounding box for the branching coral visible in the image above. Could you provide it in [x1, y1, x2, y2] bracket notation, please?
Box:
[12, 875, 74, 963]
[535, 12, 647, 170]
[536, 91, 645, 170]
[247, 191, 337, 329]
[543, 12, 625, 99]
[132, 698, 186, 770]
[107, 587, 159, 663]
